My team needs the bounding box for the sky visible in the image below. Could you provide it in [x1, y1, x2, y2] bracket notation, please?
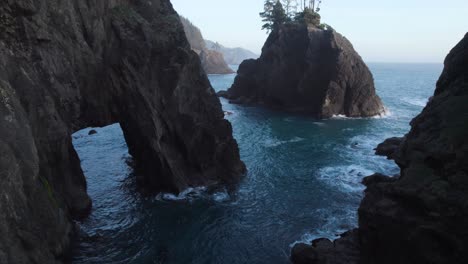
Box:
[171, 0, 468, 63]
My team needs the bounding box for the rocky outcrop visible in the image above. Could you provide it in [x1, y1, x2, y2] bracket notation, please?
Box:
[219, 24, 384, 118]
[206, 40, 258, 65]
[200, 49, 235, 74]
[291, 33, 468, 264]
[374, 137, 404, 160]
[0, 0, 245, 263]
[180, 16, 234, 74]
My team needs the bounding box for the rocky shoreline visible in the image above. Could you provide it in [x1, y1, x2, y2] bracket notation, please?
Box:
[291, 33, 468, 264]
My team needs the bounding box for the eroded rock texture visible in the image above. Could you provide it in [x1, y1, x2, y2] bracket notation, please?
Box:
[0, 0, 245, 263]
[219, 24, 384, 118]
[291, 33, 468, 264]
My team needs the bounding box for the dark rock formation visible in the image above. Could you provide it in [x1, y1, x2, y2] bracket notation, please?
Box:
[291, 230, 361, 264]
[374, 137, 404, 159]
[206, 40, 258, 65]
[88, 130, 98, 136]
[180, 16, 234, 74]
[0, 0, 245, 263]
[219, 24, 384, 118]
[291, 33, 468, 264]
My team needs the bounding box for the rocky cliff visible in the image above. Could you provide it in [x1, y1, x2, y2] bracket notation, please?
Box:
[219, 24, 384, 118]
[179, 16, 234, 74]
[291, 33, 468, 264]
[206, 40, 258, 65]
[0, 0, 245, 263]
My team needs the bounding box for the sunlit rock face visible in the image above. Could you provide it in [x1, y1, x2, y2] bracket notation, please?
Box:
[220, 24, 384, 118]
[0, 0, 245, 262]
[180, 16, 234, 74]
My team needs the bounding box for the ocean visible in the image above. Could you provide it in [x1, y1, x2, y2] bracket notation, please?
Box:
[72, 63, 443, 263]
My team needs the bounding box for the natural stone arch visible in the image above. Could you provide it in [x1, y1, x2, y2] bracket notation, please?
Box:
[0, 0, 245, 263]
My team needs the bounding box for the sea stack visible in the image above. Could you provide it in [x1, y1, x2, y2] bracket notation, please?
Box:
[291, 33, 468, 264]
[0, 0, 245, 262]
[219, 24, 385, 118]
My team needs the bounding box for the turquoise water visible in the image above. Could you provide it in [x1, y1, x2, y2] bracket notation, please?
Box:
[72, 63, 443, 263]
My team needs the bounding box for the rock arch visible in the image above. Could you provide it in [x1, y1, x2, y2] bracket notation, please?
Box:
[0, 0, 245, 263]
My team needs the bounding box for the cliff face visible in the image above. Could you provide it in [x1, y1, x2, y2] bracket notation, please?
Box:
[206, 40, 258, 65]
[291, 33, 468, 264]
[0, 0, 245, 263]
[179, 16, 234, 74]
[220, 24, 384, 118]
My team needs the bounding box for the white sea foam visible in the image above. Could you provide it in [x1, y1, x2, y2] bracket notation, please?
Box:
[212, 191, 230, 202]
[154, 186, 232, 203]
[156, 186, 207, 201]
[263, 136, 305, 148]
[330, 107, 392, 120]
[289, 208, 358, 247]
[313, 122, 326, 126]
[401, 97, 428, 107]
[317, 165, 374, 192]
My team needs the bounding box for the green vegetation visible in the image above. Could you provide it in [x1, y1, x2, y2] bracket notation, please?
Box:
[260, 0, 332, 32]
[40, 176, 58, 208]
[260, 0, 288, 32]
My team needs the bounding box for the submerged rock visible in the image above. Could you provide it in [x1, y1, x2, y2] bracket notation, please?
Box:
[219, 24, 385, 118]
[0, 0, 245, 263]
[291, 33, 468, 264]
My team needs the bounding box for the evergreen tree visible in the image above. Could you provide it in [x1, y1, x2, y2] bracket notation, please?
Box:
[281, 0, 298, 20]
[260, 0, 287, 32]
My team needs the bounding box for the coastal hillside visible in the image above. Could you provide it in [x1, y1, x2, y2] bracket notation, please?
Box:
[0, 0, 245, 263]
[180, 16, 234, 74]
[206, 40, 258, 65]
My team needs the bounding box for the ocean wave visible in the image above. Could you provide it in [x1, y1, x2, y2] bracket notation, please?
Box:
[155, 187, 207, 201]
[263, 136, 305, 148]
[313, 122, 326, 126]
[317, 165, 374, 192]
[154, 186, 232, 203]
[289, 208, 358, 247]
[401, 97, 428, 107]
[330, 107, 392, 120]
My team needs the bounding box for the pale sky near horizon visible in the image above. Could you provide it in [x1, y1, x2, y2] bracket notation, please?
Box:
[171, 0, 468, 63]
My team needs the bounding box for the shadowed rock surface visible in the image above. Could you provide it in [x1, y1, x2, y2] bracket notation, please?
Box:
[219, 24, 384, 118]
[291, 33, 468, 264]
[180, 16, 234, 74]
[374, 137, 404, 160]
[0, 0, 245, 263]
